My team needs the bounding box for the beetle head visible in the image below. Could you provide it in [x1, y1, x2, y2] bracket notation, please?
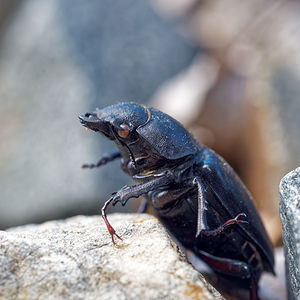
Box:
[79, 103, 198, 175]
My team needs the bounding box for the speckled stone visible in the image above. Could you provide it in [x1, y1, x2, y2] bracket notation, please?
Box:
[279, 167, 300, 300]
[0, 214, 223, 300]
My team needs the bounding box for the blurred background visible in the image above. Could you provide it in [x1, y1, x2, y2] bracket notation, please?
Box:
[0, 0, 300, 249]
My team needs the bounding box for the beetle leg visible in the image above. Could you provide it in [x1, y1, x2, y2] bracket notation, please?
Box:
[193, 177, 208, 238]
[201, 213, 248, 237]
[186, 248, 252, 279]
[137, 198, 148, 213]
[82, 151, 121, 169]
[185, 249, 259, 300]
[193, 177, 248, 237]
[101, 196, 122, 244]
[112, 170, 174, 206]
[101, 170, 174, 243]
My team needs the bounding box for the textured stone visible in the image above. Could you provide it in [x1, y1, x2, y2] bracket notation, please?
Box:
[0, 214, 223, 300]
[279, 167, 300, 300]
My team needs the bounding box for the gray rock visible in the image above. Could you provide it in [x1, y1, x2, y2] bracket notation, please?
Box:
[279, 167, 300, 300]
[0, 214, 223, 300]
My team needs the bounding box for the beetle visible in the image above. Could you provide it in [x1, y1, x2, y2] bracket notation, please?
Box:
[79, 102, 274, 300]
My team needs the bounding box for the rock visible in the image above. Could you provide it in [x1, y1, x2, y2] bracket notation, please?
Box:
[279, 168, 300, 300]
[0, 214, 223, 300]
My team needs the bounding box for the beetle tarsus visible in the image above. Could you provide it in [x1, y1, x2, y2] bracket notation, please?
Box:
[82, 151, 121, 169]
[101, 196, 122, 244]
[103, 216, 122, 244]
[201, 213, 248, 237]
[234, 212, 248, 223]
[102, 215, 122, 244]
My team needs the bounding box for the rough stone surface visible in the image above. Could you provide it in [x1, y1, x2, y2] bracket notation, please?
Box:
[0, 214, 223, 300]
[279, 167, 300, 300]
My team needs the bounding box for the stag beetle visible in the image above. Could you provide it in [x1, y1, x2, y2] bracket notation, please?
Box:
[79, 103, 274, 300]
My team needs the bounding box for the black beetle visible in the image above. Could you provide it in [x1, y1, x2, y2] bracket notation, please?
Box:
[79, 103, 274, 300]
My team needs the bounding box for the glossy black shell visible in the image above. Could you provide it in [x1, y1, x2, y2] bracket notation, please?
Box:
[137, 107, 198, 160]
[154, 146, 274, 275]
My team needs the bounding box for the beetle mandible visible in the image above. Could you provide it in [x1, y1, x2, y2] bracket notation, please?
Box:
[79, 102, 274, 300]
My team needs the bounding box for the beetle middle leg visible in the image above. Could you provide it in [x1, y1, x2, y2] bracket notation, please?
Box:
[137, 198, 148, 213]
[193, 177, 248, 238]
[82, 151, 121, 169]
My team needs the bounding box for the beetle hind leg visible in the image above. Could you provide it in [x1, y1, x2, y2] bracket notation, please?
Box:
[185, 249, 259, 300]
[82, 151, 121, 169]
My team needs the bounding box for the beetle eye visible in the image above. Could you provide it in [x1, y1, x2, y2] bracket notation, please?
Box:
[117, 124, 130, 138]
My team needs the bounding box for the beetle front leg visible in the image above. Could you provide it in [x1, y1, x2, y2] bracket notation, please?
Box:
[102, 170, 174, 243]
[193, 177, 248, 238]
[101, 196, 123, 244]
[112, 170, 174, 206]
